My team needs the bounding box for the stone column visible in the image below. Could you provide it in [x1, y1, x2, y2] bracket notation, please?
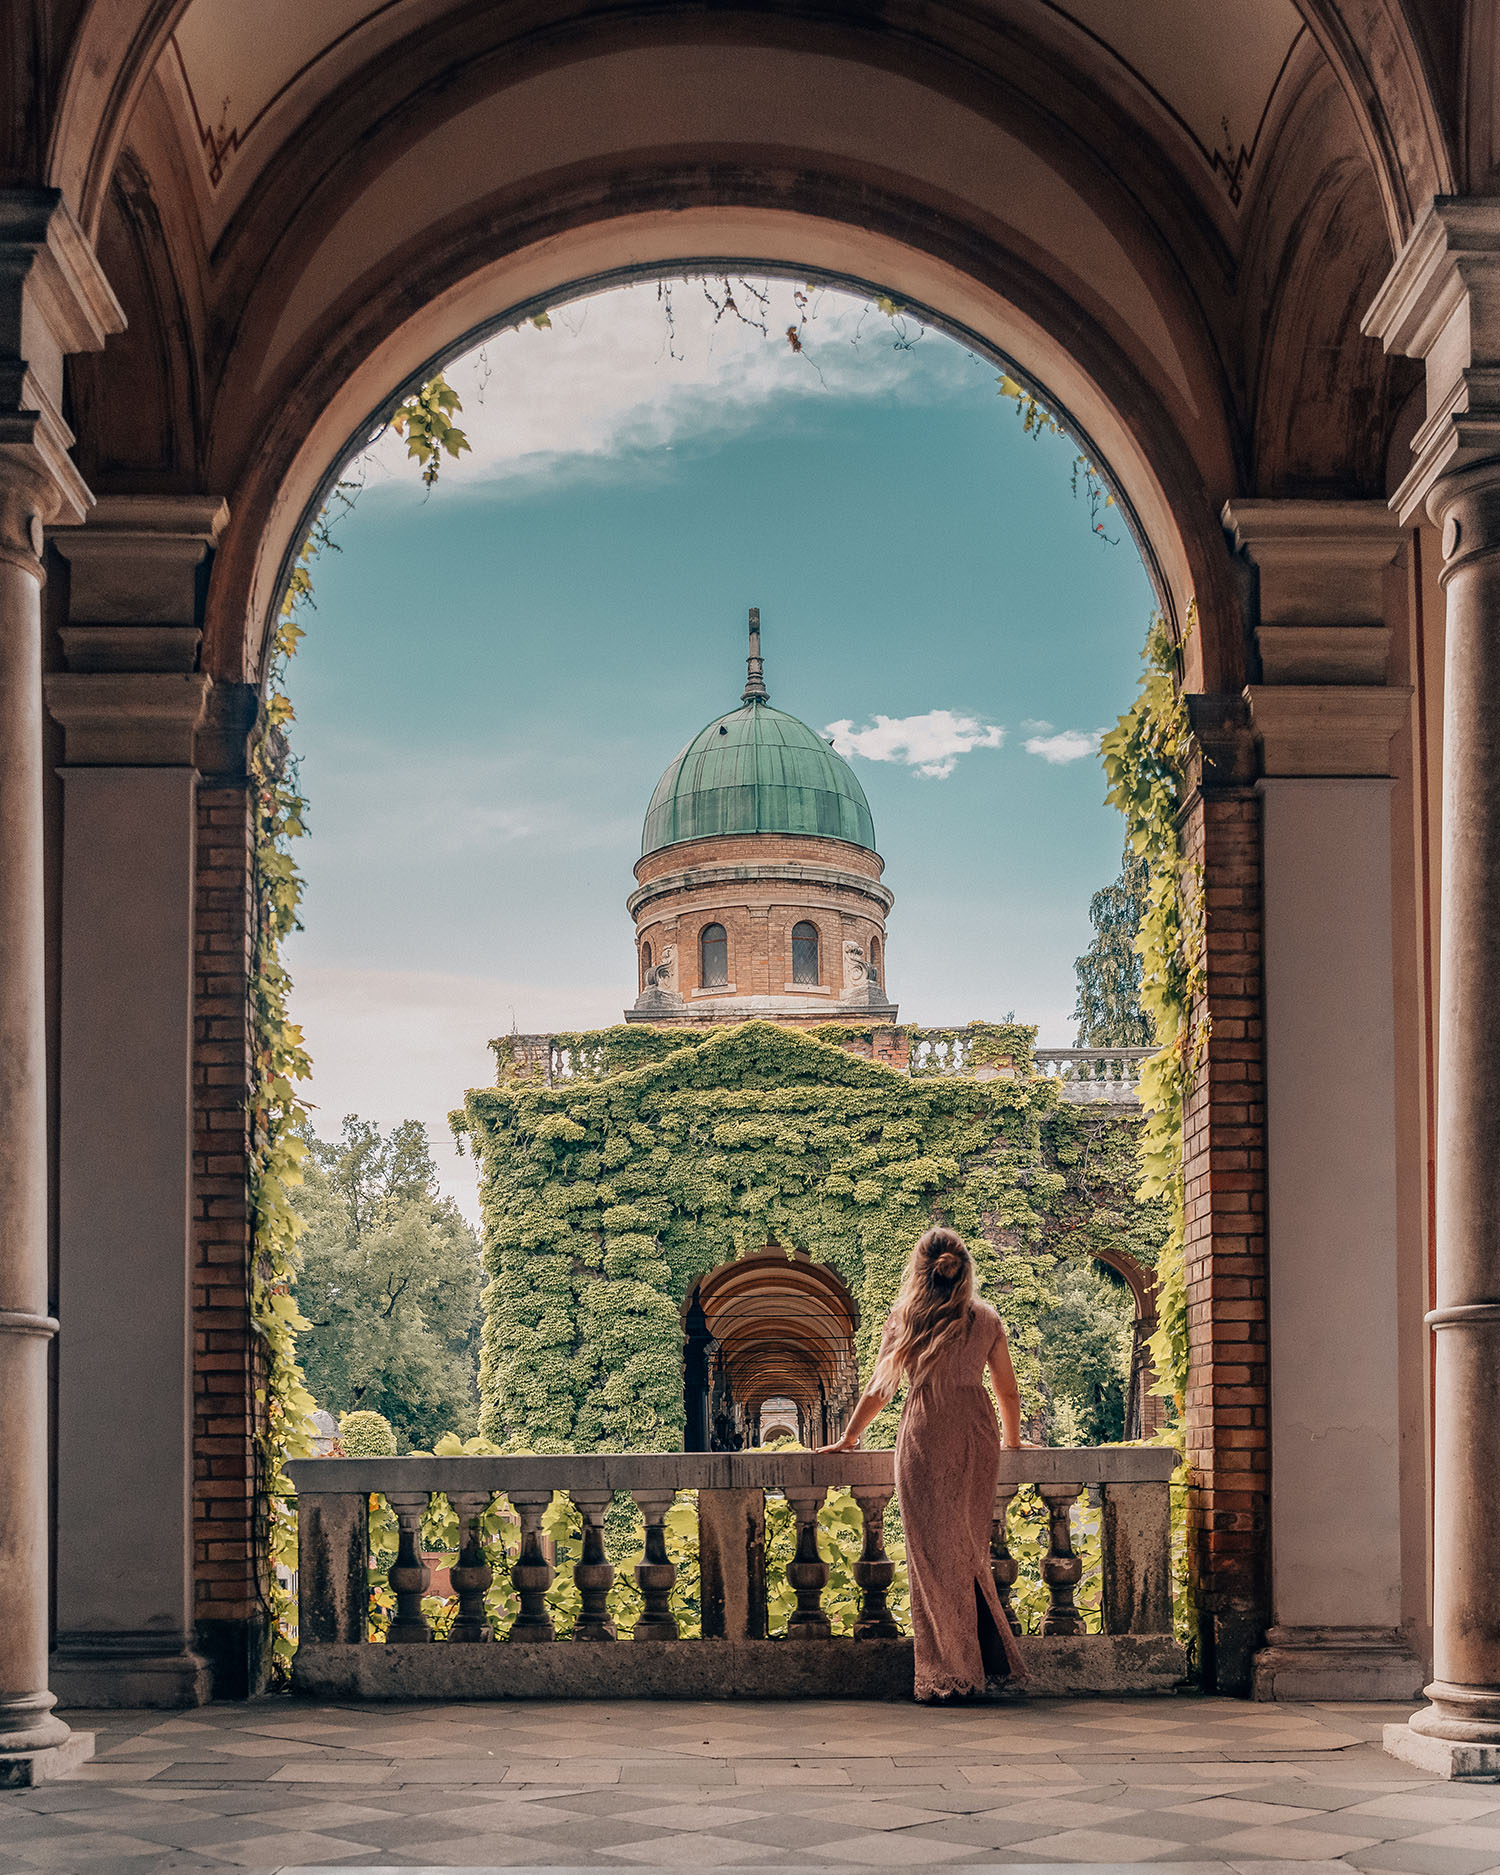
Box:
[1225, 500, 1422, 1702]
[1367, 198, 1500, 1777]
[0, 190, 122, 1786]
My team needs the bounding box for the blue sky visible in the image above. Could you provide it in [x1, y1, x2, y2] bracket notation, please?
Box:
[283, 282, 1156, 1215]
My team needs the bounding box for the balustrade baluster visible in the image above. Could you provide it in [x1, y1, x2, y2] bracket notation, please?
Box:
[1038, 1482, 1086, 1635]
[630, 1490, 679, 1640]
[851, 1488, 900, 1639]
[782, 1487, 831, 1638]
[386, 1492, 433, 1643]
[989, 1481, 1022, 1635]
[571, 1491, 617, 1640]
[448, 1492, 494, 1642]
[508, 1491, 556, 1640]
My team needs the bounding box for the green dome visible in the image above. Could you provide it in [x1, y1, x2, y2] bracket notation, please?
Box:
[642, 700, 877, 858]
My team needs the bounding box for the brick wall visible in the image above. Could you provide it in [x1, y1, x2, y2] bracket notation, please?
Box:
[191, 781, 269, 1697]
[1181, 788, 1271, 1692]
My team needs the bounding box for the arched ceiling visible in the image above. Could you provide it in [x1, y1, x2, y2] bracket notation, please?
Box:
[695, 1252, 858, 1412]
[158, 0, 1306, 249]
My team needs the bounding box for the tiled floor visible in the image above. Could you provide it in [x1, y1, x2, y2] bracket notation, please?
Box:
[3, 1696, 1497, 1875]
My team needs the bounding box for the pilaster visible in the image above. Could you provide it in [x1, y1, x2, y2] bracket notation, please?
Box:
[1223, 497, 1423, 1704]
[46, 494, 231, 1709]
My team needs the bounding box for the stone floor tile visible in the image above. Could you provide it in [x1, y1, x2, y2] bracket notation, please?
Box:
[802, 1832, 976, 1865]
[189, 1830, 380, 1866]
[384, 1830, 608, 1866]
[976, 1799, 1145, 1829]
[64, 1761, 178, 1782]
[1168, 1799, 1323, 1826]
[266, 1763, 401, 1785]
[503, 1816, 678, 1853]
[1203, 1825, 1384, 1859]
[1407, 1827, 1500, 1852]
[702, 1812, 868, 1851]
[801, 1799, 955, 1830]
[6, 1834, 170, 1866]
[613, 1802, 770, 1830]
[1225, 1862, 1354, 1875]
[897, 1811, 1062, 1851]
[1102, 1811, 1235, 1845]
[1345, 1844, 1500, 1875]
[603, 1832, 792, 1866]
[733, 1765, 853, 1787]
[1349, 1795, 1500, 1825]
[500, 1764, 623, 1785]
[1001, 1826, 1187, 1861]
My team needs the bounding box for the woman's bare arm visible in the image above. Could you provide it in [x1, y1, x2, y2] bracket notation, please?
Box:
[988, 1323, 1023, 1449]
[819, 1384, 889, 1453]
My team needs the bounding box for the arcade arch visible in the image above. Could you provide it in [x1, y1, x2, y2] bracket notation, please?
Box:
[683, 1252, 861, 1453]
[0, 0, 1475, 1761]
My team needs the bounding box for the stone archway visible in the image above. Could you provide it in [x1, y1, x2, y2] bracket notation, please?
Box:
[1, 0, 1474, 1762]
[683, 1251, 860, 1453]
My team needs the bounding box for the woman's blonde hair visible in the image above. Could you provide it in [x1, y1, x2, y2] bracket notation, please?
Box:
[870, 1226, 975, 1400]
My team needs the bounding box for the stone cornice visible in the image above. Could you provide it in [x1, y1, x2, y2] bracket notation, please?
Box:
[1222, 499, 1402, 629]
[627, 860, 895, 922]
[1364, 197, 1500, 522]
[51, 496, 229, 629]
[45, 672, 212, 766]
[0, 190, 125, 563]
[1244, 685, 1412, 778]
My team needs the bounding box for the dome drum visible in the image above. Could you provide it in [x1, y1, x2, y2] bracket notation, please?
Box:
[626, 621, 896, 1028]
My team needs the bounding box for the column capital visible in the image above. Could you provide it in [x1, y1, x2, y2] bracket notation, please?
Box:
[45, 672, 212, 766]
[0, 189, 123, 574]
[51, 496, 229, 633]
[1244, 685, 1412, 778]
[1365, 196, 1500, 522]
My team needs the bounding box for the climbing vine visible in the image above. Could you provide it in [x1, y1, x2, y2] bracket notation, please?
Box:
[455, 1021, 1166, 1457]
[249, 374, 468, 1673]
[1099, 609, 1205, 1408]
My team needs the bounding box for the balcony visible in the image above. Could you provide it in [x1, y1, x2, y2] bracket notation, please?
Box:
[287, 1445, 1182, 1701]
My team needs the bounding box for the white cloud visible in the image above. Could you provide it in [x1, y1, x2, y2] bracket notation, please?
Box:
[357, 281, 978, 495]
[826, 709, 1005, 779]
[1024, 727, 1106, 765]
[1020, 718, 1054, 733]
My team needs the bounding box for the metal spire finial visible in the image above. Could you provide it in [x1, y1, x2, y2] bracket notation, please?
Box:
[742, 607, 769, 704]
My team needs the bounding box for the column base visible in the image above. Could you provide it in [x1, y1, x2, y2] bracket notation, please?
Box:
[0, 1732, 95, 1788]
[1252, 1626, 1426, 1701]
[1385, 1723, 1500, 1782]
[51, 1632, 212, 1708]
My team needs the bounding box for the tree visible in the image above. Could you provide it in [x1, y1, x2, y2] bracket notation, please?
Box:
[292, 1115, 483, 1449]
[1073, 842, 1151, 1046]
[1034, 1258, 1134, 1446]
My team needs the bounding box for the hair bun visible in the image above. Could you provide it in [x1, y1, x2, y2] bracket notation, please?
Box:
[933, 1250, 962, 1278]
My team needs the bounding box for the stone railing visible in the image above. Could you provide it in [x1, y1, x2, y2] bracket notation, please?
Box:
[499, 1033, 1150, 1104]
[286, 1446, 1182, 1700]
[1034, 1048, 1151, 1104]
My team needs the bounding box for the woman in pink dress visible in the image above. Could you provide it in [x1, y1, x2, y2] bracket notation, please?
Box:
[821, 1226, 1028, 1703]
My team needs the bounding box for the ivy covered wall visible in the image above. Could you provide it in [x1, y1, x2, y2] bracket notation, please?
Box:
[456, 1021, 1168, 1452]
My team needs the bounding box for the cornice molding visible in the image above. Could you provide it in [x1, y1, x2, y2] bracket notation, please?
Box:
[627, 860, 896, 922]
[45, 671, 212, 765]
[1244, 683, 1411, 777]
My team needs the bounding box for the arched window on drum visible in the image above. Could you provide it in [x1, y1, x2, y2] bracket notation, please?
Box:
[791, 921, 820, 986]
[700, 923, 729, 988]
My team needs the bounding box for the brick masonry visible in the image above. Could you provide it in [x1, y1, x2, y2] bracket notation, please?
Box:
[191, 781, 270, 1697]
[1181, 787, 1271, 1694]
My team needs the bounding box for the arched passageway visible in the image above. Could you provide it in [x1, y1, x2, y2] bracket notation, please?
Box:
[684, 1252, 859, 1452]
[5, 0, 1496, 1776]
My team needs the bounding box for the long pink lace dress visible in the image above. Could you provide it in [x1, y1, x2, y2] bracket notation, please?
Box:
[888, 1299, 1028, 1701]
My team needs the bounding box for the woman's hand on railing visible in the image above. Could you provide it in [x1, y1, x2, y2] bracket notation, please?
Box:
[818, 1434, 858, 1454]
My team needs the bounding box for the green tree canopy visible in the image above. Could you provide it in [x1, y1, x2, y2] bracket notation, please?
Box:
[1073, 842, 1151, 1047]
[292, 1115, 482, 1449]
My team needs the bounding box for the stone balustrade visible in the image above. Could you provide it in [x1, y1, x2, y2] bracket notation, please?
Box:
[286, 1446, 1182, 1700]
[1033, 1048, 1151, 1104]
[499, 1033, 1150, 1104]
